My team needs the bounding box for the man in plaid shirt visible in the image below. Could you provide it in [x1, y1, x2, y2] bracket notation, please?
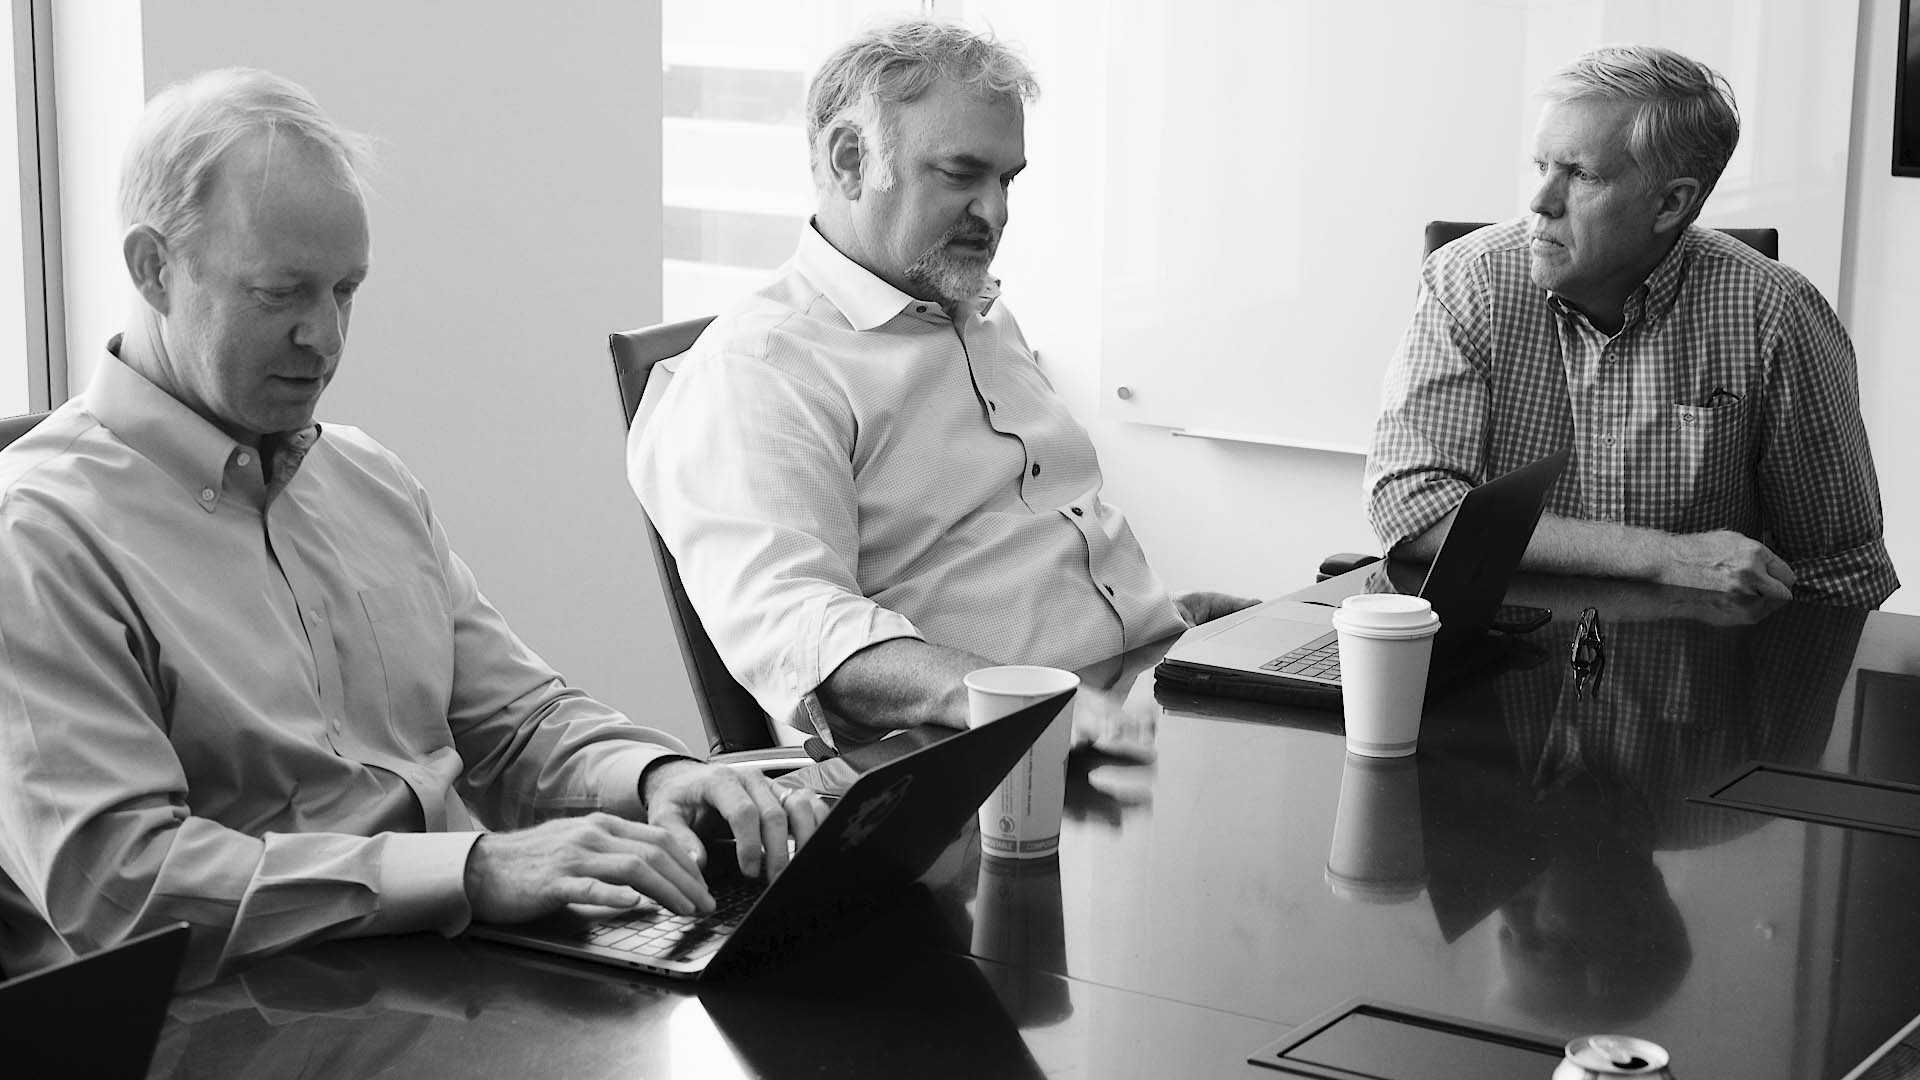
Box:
[1365, 45, 1897, 609]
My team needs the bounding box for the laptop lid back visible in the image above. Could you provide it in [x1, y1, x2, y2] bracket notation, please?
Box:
[1417, 448, 1570, 659]
[0, 922, 190, 1080]
[707, 687, 1072, 974]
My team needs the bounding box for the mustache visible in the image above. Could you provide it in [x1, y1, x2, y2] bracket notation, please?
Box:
[936, 214, 996, 247]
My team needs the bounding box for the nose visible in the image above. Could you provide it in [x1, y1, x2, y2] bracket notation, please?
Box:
[971, 182, 1010, 233]
[1529, 171, 1563, 219]
[293, 295, 348, 358]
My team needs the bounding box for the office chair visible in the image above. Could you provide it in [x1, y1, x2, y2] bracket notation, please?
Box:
[0, 411, 50, 451]
[1318, 221, 1781, 584]
[609, 318, 830, 769]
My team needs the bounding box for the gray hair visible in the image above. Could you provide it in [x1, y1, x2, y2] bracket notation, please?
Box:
[119, 68, 376, 260]
[805, 18, 1038, 191]
[1540, 45, 1740, 214]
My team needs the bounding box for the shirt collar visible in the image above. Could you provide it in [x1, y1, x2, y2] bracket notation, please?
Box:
[793, 221, 1001, 329]
[87, 338, 323, 510]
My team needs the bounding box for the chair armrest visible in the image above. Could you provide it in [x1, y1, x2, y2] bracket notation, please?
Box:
[1316, 553, 1381, 582]
[709, 746, 819, 778]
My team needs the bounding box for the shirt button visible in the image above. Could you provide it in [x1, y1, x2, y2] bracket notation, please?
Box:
[236, 452, 252, 467]
[1071, 506, 1084, 516]
[307, 610, 325, 625]
[199, 488, 216, 502]
[1031, 463, 1041, 477]
[1104, 584, 1116, 596]
[916, 305, 928, 314]
[989, 401, 997, 411]
[1681, 412, 1696, 424]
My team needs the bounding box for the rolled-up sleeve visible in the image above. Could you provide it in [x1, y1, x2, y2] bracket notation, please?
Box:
[1365, 255, 1495, 552]
[1754, 279, 1899, 608]
[630, 344, 922, 735]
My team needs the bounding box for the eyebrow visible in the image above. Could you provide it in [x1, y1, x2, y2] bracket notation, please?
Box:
[938, 153, 1027, 177]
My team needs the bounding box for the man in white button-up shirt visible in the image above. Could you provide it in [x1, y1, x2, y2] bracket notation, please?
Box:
[632, 20, 1249, 751]
[0, 68, 821, 985]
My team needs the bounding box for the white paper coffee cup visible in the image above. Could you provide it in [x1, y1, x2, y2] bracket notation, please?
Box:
[965, 665, 1078, 860]
[1332, 594, 1440, 758]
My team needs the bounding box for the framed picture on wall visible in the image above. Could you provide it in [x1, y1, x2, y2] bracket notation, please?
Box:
[1897, 0, 1920, 175]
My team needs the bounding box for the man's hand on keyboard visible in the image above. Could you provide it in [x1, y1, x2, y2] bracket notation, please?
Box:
[463, 813, 715, 924]
[644, 760, 831, 883]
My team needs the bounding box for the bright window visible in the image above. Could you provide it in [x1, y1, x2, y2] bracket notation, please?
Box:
[0, 7, 32, 417]
[660, 0, 926, 322]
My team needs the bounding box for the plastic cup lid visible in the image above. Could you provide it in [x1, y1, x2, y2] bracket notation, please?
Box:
[1333, 593, 1438, 631]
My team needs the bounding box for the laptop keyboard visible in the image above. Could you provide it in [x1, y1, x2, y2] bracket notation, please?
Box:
[1259, 631, 1341, 682]
[583, 878, 764, 963]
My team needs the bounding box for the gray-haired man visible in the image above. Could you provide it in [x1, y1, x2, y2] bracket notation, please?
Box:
[0, 68, 822, 985]
[632, 19, 1251, 752]
[1365, 45, 1896, 608]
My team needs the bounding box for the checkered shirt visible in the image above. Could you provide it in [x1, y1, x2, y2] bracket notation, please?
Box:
[1365, 218, 1898, 608]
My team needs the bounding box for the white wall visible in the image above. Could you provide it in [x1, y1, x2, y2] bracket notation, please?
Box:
[138, 1, 705, 752]
[1844, 0, 1920, 616]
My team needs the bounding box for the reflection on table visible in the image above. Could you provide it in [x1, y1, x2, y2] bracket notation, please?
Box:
[152, 571, 1920, 1079]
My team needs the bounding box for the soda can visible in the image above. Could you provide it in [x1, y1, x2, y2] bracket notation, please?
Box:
[1552, 1034, 1674, 1079]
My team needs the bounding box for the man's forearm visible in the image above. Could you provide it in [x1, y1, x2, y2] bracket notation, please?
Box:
[1520, 514, 1674, 579]
[1400, 511, 1674, 579]
[1407, 511, 1794, 598]
[814, 638, 991, 744]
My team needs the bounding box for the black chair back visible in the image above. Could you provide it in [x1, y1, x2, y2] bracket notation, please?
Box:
[1423, 220, 1779, 261]
[609, 318, 788, 757]
[0, 412, 50, 451]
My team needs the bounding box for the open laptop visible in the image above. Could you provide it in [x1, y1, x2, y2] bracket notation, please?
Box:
[469, 688, 1070, 980]
[1156, 448, 1569, 704]
[0, 921, 190, 1080]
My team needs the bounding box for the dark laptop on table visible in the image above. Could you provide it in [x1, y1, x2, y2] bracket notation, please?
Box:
[1156, 449, 1569, 705]
[469, 688, 1070, 980]
[0, 921, 190, 1080]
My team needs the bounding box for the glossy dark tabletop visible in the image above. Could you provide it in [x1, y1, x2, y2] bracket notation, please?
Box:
[153, 570, 1920, 1078]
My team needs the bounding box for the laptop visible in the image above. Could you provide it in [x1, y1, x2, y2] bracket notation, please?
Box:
[0, 921, 190, 1080]
[469, 687, 1071, 980]
[1155, 448, 1569, 704]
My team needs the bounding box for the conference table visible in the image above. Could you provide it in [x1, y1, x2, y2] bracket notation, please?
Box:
[148, 568, 1920, 1078]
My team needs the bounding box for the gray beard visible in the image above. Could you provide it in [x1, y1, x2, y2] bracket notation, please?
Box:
[904, 242, 992, 305]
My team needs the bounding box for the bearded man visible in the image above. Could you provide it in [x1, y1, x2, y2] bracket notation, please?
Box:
[630, 19, 1250, 752]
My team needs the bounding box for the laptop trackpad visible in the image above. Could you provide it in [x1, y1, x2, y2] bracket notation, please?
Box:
[1183, 602, 1333, 667]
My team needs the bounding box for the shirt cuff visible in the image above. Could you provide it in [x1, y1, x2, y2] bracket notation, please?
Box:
[636, 753, 701, 814]
[375, 830, 484, 937]
[596, 743, 692, 819]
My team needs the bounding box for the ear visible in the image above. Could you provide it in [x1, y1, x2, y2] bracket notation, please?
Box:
[123, 225, 174, 316]
[823, 122, 867, 200]
[1650, 176, 1704, 236]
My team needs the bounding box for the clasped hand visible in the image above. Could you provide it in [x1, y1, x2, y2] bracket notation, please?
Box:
[463, 760, 829, 925]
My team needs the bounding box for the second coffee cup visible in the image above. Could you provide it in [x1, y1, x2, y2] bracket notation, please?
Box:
[1332, 594, 1440, 758]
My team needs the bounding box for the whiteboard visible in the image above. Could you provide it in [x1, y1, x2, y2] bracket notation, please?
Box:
[1095, 0, 1860, 454]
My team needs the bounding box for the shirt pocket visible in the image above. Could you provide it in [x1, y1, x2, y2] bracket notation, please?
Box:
[1667, 400, 1749, 528]
[358, 582, 455, 750]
